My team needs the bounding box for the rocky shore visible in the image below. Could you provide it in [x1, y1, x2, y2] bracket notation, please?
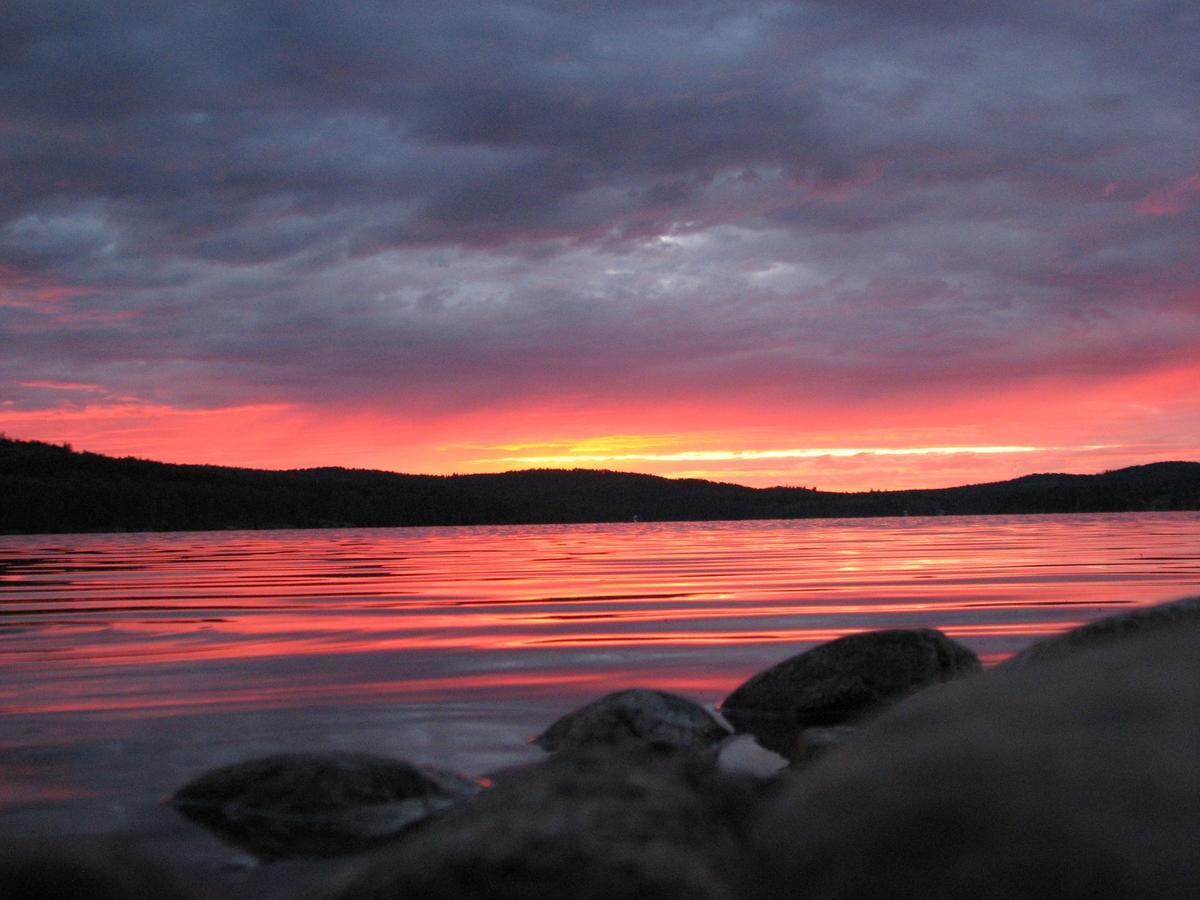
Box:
[4, 596, 1198, 898]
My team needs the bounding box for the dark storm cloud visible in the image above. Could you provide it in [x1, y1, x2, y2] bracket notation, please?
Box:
[2, 0, 1198, 413]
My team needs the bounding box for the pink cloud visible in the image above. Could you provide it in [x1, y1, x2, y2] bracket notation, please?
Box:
[1136, 172, 1200, 216]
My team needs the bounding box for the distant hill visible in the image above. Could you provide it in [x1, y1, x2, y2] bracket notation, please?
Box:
[2, 436, 1198, 534]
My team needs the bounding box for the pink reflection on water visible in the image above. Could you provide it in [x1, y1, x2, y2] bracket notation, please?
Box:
[0, 762, 94, 808]
[1, 513, 1198, 726]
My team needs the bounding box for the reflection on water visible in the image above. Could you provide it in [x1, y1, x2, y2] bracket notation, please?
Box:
[1, 512, 1198, 834]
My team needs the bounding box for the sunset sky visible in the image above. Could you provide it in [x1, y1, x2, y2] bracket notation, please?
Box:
[2, 1, 1198, 491]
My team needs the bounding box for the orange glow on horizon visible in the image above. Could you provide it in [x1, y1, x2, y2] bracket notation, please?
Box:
[2, 360, 1199, 491]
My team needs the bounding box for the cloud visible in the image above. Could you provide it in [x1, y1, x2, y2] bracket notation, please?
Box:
[1, 0, 1198, 471]
[1137, 173, 1200, 216]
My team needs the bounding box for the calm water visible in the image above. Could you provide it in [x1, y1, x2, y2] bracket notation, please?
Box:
[2, 512, 1199, 842]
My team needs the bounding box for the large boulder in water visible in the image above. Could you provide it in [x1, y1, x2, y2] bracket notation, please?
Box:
[720, 628, 979, 755]
[321, 744, 757, 899]
[534, 688, 731, 752]
[170, 752, 482, 858]
[1003, 594, 1200, 667]
[744, 621, 1200, 897]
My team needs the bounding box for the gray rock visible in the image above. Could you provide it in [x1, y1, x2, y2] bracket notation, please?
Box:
[534, 688, 731, 752]
[1004, 594, 1200, 667]
[745, 621, 1200, 898]
[170, 752, 482, 858]
[720, 628, 980, 754]
[321, 744, 759, 899]
[715, 734, 789, 779]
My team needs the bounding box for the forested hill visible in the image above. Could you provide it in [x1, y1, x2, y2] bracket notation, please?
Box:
[2, 436, 1199, 534]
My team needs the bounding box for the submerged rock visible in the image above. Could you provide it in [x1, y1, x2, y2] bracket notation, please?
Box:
[170, 752, 482, 858]
[745, 621, 1200, 897]
[720, 628, 979, 755]
[534, 688, 731, 753]
[321, 744, 758, 899]
[1003, 594, 1200, 667]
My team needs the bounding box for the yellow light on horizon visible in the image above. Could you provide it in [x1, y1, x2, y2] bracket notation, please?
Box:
[483, 444, 1111, 467]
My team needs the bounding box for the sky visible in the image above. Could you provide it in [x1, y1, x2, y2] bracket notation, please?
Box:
[1, 1, 1198, 491]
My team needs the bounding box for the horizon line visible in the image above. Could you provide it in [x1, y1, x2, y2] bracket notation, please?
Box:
[3, 433, 1196, 495]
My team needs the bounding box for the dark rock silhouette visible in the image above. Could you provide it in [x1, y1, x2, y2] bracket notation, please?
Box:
[745, 618, 1200, 898]
[720, 628, 980, 755]
[534, 688, 731, 753]
[170, 752, 481, 858]
[320, 744, 760, 899]
[1003, 594, 1200, 667]
[0, 838, 201, 900]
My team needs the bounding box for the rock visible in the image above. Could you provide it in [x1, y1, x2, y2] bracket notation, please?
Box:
[534, 688, 731, 752]
[1003, 594, 1200, 667]
[0, 838, 200, 900]
[170, 752, 482, 858]
[720, 628, 980, 754]
[790, 725, 859, 766]
[715, 734, 788, 779]
[744, 621, 1200, 898]
[321, 744, 758, 899]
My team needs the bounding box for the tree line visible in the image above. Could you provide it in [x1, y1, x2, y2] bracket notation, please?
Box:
[2, 436, 1198, 534]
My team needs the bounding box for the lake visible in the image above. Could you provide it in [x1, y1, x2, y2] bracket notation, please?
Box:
[2, 512, 1199, 847]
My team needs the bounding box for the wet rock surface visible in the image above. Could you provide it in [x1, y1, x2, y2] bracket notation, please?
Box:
[720, 628, 980, 754]
[745, 619, 1200, 898]
[789, 724, 858, 766]
[1003, 593, 1200, 667]
[170, 752, 482, 859]
[534, 688, 731, 752]
[319, 744, 763, 900]
[0, 837, 201, 900]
